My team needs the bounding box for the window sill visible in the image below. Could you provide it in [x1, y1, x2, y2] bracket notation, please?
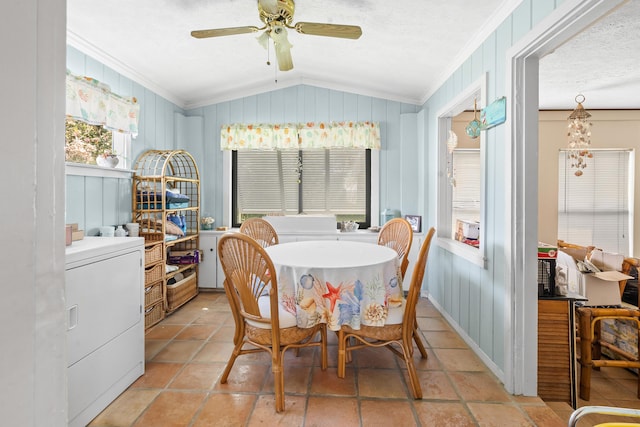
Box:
[65, 163, 134, 178]
[436, 237, 486, 268]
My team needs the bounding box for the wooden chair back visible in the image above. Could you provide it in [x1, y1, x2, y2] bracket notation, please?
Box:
[218, 232, 280, 332]
[402, 227, 435, 342]
[378, 218, 413, 278]
[240, 217, 279, 248]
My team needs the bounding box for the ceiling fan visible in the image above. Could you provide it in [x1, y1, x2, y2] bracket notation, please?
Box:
[191, 0, 362, 72]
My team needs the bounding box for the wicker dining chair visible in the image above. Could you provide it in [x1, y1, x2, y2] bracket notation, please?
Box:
[217, 233, 327, 412]
[239, 217, 279, 248]
[378, 218, 413, 278]
[337, 227, 435, 399]
[377, 218, 427, 358]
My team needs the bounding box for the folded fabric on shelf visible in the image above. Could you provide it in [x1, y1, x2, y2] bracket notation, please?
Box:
[137, 190, 190, 203]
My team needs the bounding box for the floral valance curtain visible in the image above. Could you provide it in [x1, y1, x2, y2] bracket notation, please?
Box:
[220, 121, 381, 150]
[65, 71, 140, 137]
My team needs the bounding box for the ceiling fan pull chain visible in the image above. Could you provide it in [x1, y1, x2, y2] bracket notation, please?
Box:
[266, 38, 271, 66]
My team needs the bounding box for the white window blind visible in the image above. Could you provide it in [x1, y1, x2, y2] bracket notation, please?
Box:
[234, 149, 368, 225]
[558, 149, 633, 255]
[451, 149, 481, 229]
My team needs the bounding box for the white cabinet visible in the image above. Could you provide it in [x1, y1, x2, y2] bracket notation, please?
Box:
[337, 232, 378, 243]
[65, 237, 145, 427]
[199, 232, 224, 289]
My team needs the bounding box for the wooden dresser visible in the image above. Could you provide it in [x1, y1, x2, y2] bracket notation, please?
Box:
[537, 296, 582, 408]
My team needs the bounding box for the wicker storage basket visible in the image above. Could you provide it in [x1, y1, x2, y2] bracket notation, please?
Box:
[145, 300, 164, 329]
[140, 231, 164, 243]
[144, 281, 163, 307]
[145, 263, 163, 285]
[166, 272, 198, 312]
[145, 242, 164, 265]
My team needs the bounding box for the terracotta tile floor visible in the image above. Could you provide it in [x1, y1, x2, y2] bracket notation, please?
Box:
[87, 291, 640, 426]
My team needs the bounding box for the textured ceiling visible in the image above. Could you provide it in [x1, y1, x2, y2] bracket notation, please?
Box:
[539, 0, 640, 110]
[67, 0, 640, 110]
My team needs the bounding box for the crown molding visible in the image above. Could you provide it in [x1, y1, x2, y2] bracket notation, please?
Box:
[67, 30, 186, 108]
[419, 0, 523, 105]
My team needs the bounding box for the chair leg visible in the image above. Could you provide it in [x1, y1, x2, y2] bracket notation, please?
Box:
[273, 352, 285, 413]
[337, 329, 347, 378]
[320, 325, 328, 370]
[402, 340, 423, 399]
[577, 311, 593, 401]
[413, 318, 428, 359]
[593, 319, 602, 371]
[220, 341, 243, 383]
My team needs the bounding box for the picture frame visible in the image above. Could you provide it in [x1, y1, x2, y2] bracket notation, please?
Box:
[405, 215, 422, 233]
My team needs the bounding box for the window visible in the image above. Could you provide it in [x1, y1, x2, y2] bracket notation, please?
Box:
[451, 148, 481, 237]
[232, 149, 371, 228]
[436, 75, 486, 267]
[65, 118, 131, 169]
[558, 149, 633, 255]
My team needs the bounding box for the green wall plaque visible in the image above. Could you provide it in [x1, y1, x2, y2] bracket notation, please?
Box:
[480, 97, 507, 130]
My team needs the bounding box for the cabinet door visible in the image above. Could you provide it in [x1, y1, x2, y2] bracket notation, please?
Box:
[337, 233, 377, 243]
[199, 234, 218, 289]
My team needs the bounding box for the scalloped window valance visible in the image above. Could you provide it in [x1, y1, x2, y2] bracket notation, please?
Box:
[220, 121, 381, 150]
[65, 71, 140, 137]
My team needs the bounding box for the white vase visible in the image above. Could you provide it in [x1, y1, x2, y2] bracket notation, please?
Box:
[96, 155, 119, 168]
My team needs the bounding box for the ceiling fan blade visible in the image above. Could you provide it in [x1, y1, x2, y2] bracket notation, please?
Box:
[294, 22, 362, 39]
[191, 26, 260, 39]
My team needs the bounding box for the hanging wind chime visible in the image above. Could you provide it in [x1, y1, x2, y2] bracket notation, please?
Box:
[567, 94, 593, 176]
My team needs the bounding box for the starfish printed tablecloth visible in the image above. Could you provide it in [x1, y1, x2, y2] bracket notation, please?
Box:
[266, 240, 404, 331]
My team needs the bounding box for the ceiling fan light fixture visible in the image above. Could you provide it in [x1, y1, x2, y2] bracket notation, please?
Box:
[269, 24, 293, 71]
[257, 31, 270, 50]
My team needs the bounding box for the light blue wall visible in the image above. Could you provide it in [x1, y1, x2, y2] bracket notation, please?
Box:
[421, 0, 561, 374]
[65, 46, 185, 235]
[63, 0, 567, 378]
[186, 86, 420, 224]
[64, 47, 419, 235]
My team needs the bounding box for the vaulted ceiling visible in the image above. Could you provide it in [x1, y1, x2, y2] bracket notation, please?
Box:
[67, 0, 640, 110]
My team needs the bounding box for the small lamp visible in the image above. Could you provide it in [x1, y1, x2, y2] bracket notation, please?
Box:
[567, 94, 592, 176]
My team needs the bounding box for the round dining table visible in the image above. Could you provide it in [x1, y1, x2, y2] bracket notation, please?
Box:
[265, 240, 404, 331]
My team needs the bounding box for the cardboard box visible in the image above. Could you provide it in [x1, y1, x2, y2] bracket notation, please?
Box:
[455, 219, 479, 240]
[580, 271, 631, 306]
[588, 249, 624, 272]
[538, 242, 557, 259]
[556, 250, 631, 306]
